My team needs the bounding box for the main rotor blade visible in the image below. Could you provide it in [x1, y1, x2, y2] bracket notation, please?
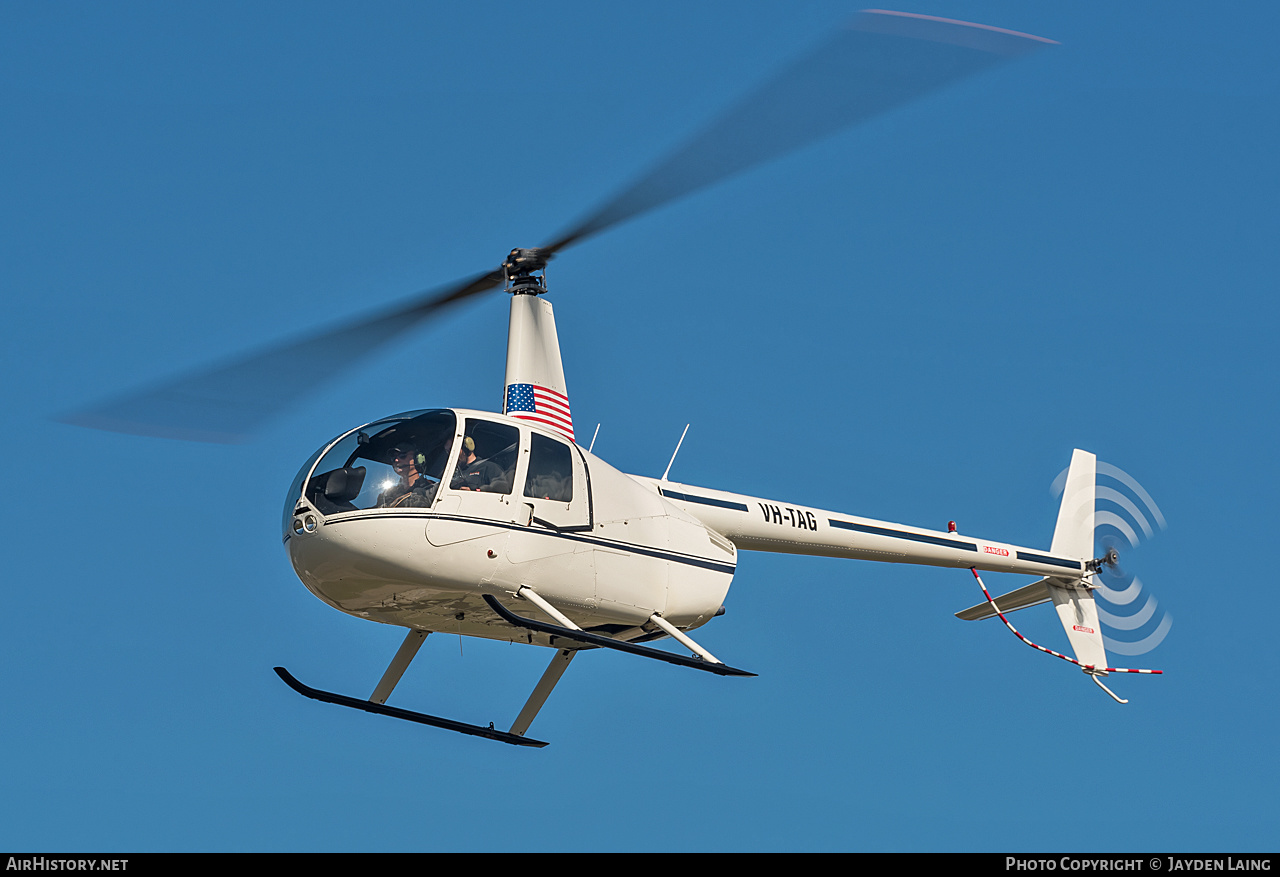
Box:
[59, 267, 504, 443]
[61, 10, 1055, 445]
[542, 10, 1055, 255]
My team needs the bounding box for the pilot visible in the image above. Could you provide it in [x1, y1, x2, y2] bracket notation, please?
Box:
[377, 443, 438, 508]
[451, 436, 505, 492]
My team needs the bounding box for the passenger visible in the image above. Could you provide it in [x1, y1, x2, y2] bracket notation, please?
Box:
[451, 436, 505, 492]
[377, 444, 438, 508]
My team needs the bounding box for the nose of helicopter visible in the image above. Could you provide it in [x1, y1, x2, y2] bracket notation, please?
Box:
[285, 502, 468, 616]
[284, 512, 393, 613]
[283, 511, 343, 606]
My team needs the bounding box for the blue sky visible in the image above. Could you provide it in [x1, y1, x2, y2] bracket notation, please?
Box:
[2, 1, 1277, 852]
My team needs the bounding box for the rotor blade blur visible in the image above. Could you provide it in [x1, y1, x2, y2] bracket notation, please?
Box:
[543, 10, 1055, 254]
[59, 267, 505, 443]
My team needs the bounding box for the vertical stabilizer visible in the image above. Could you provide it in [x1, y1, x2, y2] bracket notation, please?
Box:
[1048, 449, 1107, 670]
[1051, 448, 1096, 559]
[503, 294, 575, 441]
[1048, 584, 1107, 670]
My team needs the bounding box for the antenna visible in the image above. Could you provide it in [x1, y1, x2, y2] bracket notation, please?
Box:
[661, 424, 690, 482]
[588, 423, 600, 453]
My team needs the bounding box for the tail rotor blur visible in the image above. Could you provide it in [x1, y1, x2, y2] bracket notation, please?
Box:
[1052, 460, 1171, 657]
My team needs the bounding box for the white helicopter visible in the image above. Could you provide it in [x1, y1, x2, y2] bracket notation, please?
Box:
[66, 10, 1159, 747]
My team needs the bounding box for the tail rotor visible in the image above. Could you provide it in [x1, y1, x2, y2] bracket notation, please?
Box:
[1053, 460, 1171, 657]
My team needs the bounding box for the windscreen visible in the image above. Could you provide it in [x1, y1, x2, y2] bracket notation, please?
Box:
[290, 409, 458, 520]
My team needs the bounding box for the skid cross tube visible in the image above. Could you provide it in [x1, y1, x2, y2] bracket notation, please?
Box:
[483, 594, 755, 677]
[274, 667, 549, 748]
[510, 649, 576, 737]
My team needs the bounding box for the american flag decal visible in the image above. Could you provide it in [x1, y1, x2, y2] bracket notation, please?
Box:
[505, 383, 574, 440]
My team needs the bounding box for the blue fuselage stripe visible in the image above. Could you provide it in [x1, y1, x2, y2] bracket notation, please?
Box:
[827, 519, 978, 552]
[1015, 551, 1082, 570]
[659, 488, 750, 512]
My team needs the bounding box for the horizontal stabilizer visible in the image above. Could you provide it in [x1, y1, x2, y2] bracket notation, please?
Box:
[956, 578, 1053, 620]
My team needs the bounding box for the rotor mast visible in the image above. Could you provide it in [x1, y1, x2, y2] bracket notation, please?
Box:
[501, 248, 575, 441]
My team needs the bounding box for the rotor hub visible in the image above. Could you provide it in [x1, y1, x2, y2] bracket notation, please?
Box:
[503, 248, 551, 293]
[1086, 546, 1121, 573]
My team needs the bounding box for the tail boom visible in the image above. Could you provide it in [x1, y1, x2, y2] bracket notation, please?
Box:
[638, 477, 1087, 579]
[637, 448, 1162, 701]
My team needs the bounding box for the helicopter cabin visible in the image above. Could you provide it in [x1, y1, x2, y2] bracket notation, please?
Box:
[287, 408, 588, 536]
[282, 407, 735, 639]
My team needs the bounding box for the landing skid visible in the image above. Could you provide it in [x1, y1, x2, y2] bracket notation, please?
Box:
[273, 667, 549, 748]
[275, 591, 751, 746]
[483, 593, 756, 677]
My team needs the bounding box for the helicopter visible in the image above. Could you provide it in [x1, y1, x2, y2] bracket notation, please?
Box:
[64, 10, 1159, 747]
